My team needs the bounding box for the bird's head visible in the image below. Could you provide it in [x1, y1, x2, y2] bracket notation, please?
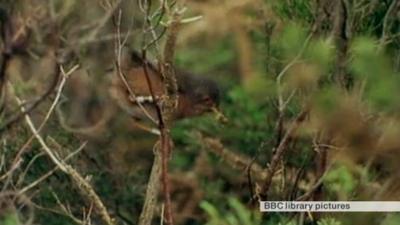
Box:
[175, 71, 220, 119]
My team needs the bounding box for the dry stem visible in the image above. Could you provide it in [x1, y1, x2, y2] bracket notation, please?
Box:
[11, 67, 115, 225]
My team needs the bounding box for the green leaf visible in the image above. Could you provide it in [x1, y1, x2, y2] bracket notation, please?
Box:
[1, 213, 20, 225]
[278, 24, 308, 57]
[317, 217, 342, 225]
[324, 164, 356, 196]
[381, 214, 400, 225]
[228, 198, 252, 225]
[305, 38, 335, 69]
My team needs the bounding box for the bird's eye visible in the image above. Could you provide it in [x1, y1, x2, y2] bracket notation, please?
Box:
[202, 96, 213, 105]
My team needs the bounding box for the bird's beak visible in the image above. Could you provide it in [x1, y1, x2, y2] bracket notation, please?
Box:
[211, 106, 228, 124]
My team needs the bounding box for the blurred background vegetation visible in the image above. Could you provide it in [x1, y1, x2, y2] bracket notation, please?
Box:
[1, 0, 400, 225]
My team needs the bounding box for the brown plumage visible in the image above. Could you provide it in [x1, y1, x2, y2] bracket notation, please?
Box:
[110, 49, 220, 122]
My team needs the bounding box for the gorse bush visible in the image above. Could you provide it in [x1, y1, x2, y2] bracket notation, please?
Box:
[1, 0, 400, 225]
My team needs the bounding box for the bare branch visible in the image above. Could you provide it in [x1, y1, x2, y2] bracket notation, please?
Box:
[138, 147, 162, 225]
[260, 109, 308, 200]
[9, 68, 115, 225]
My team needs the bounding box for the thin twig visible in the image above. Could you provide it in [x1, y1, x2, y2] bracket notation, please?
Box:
[18, 142, 87, 196]
[296, 163, 333, 201]
[157, 8, 183, 225]
[138, 147, 162, 225]
[379, 0, 399, 47]
[138, 2, 183, 225]
[11, 75, 114, 225]
[114, 8, 159, 124]
[0, 55, 61, 133]
[276, 34, 312, 110]
[260, 109, 309, 200]
[200, 134, 268, 183]
[4, 64, 78, 185]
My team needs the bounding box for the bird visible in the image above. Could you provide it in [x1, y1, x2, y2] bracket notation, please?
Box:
[109, 49, 221, 129]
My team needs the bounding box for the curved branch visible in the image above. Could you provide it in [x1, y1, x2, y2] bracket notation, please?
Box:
[0, 61, 60, 134]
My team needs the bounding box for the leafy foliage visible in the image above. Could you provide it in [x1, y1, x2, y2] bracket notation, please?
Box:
[1, 0, 400, 225]
[201, 198, 262, 225]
